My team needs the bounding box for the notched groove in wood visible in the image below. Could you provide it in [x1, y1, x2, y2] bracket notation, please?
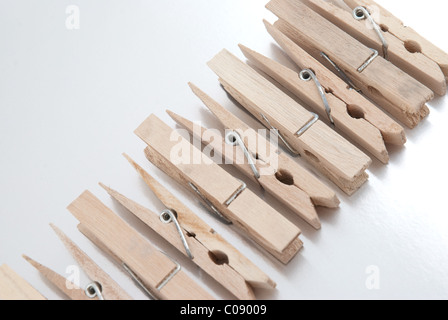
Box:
[267, 0, 433, 128]
[208, 49, 371, 194]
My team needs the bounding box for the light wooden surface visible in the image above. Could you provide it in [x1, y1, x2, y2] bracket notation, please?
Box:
[99, 157, 276, 300]
[23, 255, 93, 300]
[208, 49, 371, 195]
[67, 190, 214, 300]
[1, 0, 447, 301]
[240, 43, 390, 163]
[122, 155, 275, 290]
[267, 0, 434, 128]
[264, 20, 406, 146]
[78, 223, 211, 301]
[0, 264, 46, 300]
[50, 224, 132, 300]
[168, 110, 323, 229]
[302, 0, 446, 95]
[187, 83, 340, 209]
[135, 114, 303, 263]
[101, 185, 261, 300]
[345, 0, 448, 83]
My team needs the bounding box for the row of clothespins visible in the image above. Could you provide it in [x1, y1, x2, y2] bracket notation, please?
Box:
[2, 0, 447, 300]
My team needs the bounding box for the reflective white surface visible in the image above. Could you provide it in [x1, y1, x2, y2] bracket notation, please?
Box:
[0, 0, 447, 300]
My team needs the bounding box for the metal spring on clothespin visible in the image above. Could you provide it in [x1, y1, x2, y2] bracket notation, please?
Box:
[159, 209, 194, 259]
[85, 282, 105, 300]
[225, 131, 261, 180]
[353, 6, 389, 60]
[299, 69, 334, 126]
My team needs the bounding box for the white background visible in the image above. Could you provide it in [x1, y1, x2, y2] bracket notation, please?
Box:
[1, 0, 447, 300]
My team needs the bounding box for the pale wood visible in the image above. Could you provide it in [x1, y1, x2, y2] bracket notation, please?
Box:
[77, 224, 122, 265]
[275, 17, 430, 128]
[240, 44, 390, 163]
[23, 255, 92, 300]
[135, 114, 302, 264]
[264, 21, 406, 146]
[345, 0, 448, 83]
[101, 184, 260, 300]
[326, 0, 352, 11]
[78, 223, 209, 300]
[122, 155, 275, 290]
[302, 0, 446, 95]
[169, 109, 322, 229]
[187, 83, 339, 209]
[0, 264, 46, 300]
[50, 224, 132, 300]
[67, 190, 214, 300]
[225, 190, 303, 257]
[137, 118, 242, 206]
[267, 0, 433, 128]
[208, 49, 371, 195]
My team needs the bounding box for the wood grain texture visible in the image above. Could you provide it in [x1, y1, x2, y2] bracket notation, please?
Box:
[168, 110, 321, 229]
[122, 155, 275, 290]
[240, 43, 389, 163]
[135, 114, 302, 263]
[187, 83, 339, 209]
[50, 224, 132, 300]
[23, 255, 92, 300]
[67, 190, 214, 300]
[0, 264, 46, 300]
[208, 49, 371, 195]
[264, 20, 406, 146]
[136, 117, 242, 206]
[267, 0, 433, 128]
[344, 0, 448, 83]
[101, 183, 269, 300]
[302, 0, 446, 95]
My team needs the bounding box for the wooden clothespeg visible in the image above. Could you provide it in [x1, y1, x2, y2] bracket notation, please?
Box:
[23, 224, 131, 300]
[99, 154, 276, 300]
[207, 49, 371, 195]
[167, 83, 339, 229]
[263, 21, 406, 147]
[301, 0, 447, 95]
[353, 0, 448, 82]
[135, 114, 303, 264]
[267, 0, 434, 128]
[68, 191, 214, 300]
[239, 39, 406, 163]
[0, 264, 46, 300]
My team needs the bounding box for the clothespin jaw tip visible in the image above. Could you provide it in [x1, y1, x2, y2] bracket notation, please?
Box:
[165, 109, 178, 120]
[22, 255, 40, 270]
[98, 182, 108, 191]
[166, 110, 196, 133]
[262, 19, 275, 35]
[188, 82, 199, 92]
[49, 223, 66, 242]
[122, 153, 144, 175]
[311, 218, 322, 230]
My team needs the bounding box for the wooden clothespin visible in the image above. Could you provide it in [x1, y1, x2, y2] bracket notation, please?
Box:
[68, 191, 214, 300]
[207, 49, 371, 195]
[135, 114, 303, 264]
[239, 39, 405, 163]
[303, 0, 448, 95]
[167, 83, 339, 230]
[0, 264, 46, 300]
[99, 154, 276, 300]
[301, 0, 447, 96]
[267, 0, 434, 128]
[263, 21, 406, 148]
[23, 224, 131, 300]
